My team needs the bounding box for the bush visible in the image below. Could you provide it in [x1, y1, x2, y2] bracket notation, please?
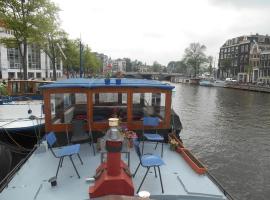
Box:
[0, 84, 8, 95]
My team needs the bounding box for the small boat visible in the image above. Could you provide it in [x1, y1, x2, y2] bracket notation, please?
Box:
[0, 100, 45, 148]
[7, 79, 53, 101]
[0, 78, 233, 200]
[199, 79, 214, 87]
[213, 80, 226, 88]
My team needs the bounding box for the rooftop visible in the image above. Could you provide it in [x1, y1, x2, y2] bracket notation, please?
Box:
[0, 143, 228, 200]
[40, 78, 174, 90]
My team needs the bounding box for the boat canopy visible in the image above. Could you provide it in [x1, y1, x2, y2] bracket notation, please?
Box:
[40, 78, 175, 90]
[41, 78, 174, 133]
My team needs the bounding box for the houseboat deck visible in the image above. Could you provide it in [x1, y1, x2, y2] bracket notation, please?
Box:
[0, 142, 228, 200]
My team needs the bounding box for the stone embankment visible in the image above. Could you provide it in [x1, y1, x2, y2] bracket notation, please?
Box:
[226, 83, 270, 93]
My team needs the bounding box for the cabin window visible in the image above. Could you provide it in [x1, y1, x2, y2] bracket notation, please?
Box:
[93, 92, 127, 122]
[11, 82, 20, 94]
[132, 92, 166, 121]
[23, 82, 34, 93]
[50, 93, 87, 124]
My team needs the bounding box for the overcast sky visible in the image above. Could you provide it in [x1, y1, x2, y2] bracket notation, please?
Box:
[53, 0, 270, 66]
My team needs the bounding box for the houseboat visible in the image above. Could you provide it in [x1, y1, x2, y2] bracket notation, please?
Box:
[0, 78, 233, 200]
[7, 79, 53, 101]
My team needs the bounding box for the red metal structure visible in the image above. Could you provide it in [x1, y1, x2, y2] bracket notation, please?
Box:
[89, 119, 134, 198]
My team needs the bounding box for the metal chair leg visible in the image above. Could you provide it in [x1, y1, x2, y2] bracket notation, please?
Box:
[133, 163, 141, 177]
[142, 140, 145, 155]
[56, 157, 63, 177]
[69, 156, 80, 178]
[158, 166, 164, 193]
[92, 142, 96, 156]
[154, 166, 157, 177]
[90, 133, 96, 156]
[161, 142, 164, 158]
[77, 154, 83, 165]
[137, 167, 150, 193]
[154, 142, 158, 149]
[60, 157, 64, 167]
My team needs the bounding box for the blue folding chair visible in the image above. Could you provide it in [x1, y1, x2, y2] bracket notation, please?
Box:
[46, 132, 83, 179]
[142, 117, 164, 157]
[133, 139, 165, 193]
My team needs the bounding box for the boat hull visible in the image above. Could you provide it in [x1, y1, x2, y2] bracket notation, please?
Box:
[0, 123, 45, 148]
[199, 80, 214, 87]
[213, 80, 226, 87]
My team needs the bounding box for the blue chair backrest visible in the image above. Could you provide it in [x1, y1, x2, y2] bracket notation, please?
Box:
[143, 117, 159, 127]
[46, 132, 57, 147]
[133, 139, 141, 159]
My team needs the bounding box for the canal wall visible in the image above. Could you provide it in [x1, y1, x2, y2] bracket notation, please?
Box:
[226, 83, 270, 93]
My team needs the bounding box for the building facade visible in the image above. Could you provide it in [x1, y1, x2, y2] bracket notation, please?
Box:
[112, 59, 126, 73]
[218, 34, 270, 83]
[0, 25, 63, 80]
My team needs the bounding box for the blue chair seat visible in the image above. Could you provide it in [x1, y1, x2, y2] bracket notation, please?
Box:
[141, 154, 165, 167]
[144, 133, 164, 141]
[55, 144, 80, 157]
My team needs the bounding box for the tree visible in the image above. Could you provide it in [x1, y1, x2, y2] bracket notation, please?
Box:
[62, 38, 80, 78]
[220, 58, 232, 78]
[183, 43, 207, 77]
[244, 64, 253, 83]
[0, 0, 60, 80]
[207, 56, 214, 75]
[152, 61, 161, 72]
[38, 29, 66, 81]
[83, 45, 102, 76]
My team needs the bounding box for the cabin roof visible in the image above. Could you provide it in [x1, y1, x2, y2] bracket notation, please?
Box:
[39, 78, 174, 90]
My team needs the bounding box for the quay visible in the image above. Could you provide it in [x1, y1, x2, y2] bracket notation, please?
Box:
[225, 83, 270, 93]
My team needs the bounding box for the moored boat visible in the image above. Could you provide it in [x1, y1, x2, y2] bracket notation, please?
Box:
[0, 78, 233, 200]
[213, 80, 226, 88]
[199, 79, 214, 87]
[0, 100, 45, 148]
[7, 79, 53, 101]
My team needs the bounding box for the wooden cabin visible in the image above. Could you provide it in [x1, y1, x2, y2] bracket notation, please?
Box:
[40, 78, 174, 135]
[7, 80, 53, 98]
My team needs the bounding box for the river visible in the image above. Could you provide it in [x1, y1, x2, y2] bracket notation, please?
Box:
[172, 83, 270, 200]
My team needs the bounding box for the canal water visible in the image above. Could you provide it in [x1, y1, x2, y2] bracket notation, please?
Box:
[172, 83, 270, 200]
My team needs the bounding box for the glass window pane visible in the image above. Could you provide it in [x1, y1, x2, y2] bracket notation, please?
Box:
[51, 93, 87, 124]
[132, 92, 166, 121]
[93, 93, 127, 122]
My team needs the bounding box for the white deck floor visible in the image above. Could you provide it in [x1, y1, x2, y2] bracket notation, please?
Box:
[0, 143, 228, 200]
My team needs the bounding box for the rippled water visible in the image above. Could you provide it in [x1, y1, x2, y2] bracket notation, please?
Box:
[172, 83, 270, 200]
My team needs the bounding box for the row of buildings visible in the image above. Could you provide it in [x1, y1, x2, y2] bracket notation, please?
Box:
[0, 25, 63, 80]
[94, 53, 127, 74]
[218, 34, 270, 84]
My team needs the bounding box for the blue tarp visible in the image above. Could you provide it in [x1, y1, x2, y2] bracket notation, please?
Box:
[40, 78, 174, 90]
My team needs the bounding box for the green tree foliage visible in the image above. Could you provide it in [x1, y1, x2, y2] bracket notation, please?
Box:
[0, 82, 8, 95]
[167, 61, 187, 74]
[152, 61, 161, 72]
[83, 45, 102, 75]
[38, 29, 66, 81]
[183, 43, 207, 77]
[0, 0, 60, 80]
[61, 38, 79, 78]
